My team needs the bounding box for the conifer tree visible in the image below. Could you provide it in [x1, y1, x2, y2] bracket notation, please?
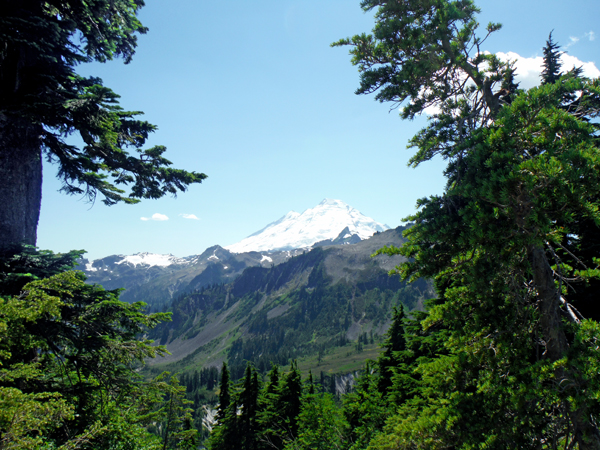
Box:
[307, 370, 315, 395]
[0, 249, 171, 448]
[339, 0, 600, 448]
[343, 361, 387, 449]
[216, 362, 231, 423]
[257, 364, 284, 449]
[238, 364, 261, 450]
[0, 1, 207, 250]
[153, 374, 198, 450]
[541, 32, 563, 85]
[377, 305, 406, 394]
[277, 361, 303, 440]
[286, 390, 347, 450]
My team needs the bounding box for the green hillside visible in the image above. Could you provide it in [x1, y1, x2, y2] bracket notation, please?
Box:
[147, 226, 434, 379]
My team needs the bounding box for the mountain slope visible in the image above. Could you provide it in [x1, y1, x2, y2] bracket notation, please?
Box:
[148, 225, 433, 379]
[79, 199, 389, 310]
[225, 198, 389, 253]
[79, 246, 302, 310]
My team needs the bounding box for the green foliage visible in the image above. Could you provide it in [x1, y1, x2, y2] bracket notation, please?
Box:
[541, 32, 562, 85]
[150, 373, 198, 450]
[0, 248, 187, 449]
[337, 1, 600, 448]
[0, 246, 86, 296]
[377, 305, 406, 394]
[333, 0, 504, 120]
[343, 361, 388, 449]
[238, 365, 261, 449]
[152, 244, 431, 380]
[285, 392, 347, 450]
[209, 362, 305, 450]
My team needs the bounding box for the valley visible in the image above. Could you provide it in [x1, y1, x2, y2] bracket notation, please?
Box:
[78, 201, 430, 381]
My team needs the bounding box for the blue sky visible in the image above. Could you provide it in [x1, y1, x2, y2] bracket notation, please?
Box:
[37, 0, 600, 260]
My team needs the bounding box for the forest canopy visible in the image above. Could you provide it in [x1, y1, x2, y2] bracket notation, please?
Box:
[2, 0, 600, 449]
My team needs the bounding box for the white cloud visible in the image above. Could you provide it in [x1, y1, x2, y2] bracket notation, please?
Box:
[140, 213, 169, 221]
[180, 213, 200, 220]
[586, 31, 596, 42]
[496, 51, 600, 90]
[418, 51, 599, 116]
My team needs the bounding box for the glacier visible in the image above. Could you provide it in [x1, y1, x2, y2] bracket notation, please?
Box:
[225, 198, 389, 253]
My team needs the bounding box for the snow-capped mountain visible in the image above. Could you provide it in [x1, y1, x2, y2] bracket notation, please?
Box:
[225, 198, 389, 254]
[78, 245, 302, 307]
[84, 252, 193, 271]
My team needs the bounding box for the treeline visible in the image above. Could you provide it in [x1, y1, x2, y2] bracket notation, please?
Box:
[153, 250, 431, 380]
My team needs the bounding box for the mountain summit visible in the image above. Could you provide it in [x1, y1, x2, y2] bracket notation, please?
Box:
[225, 198, 389, 253]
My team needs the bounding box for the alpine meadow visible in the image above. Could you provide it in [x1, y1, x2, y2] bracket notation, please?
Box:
[2, 0, 600, 450]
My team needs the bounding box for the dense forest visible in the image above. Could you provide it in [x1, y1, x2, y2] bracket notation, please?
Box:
[2, 0, 600, 449]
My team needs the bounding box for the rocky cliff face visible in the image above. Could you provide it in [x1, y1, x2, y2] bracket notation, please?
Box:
[78, 246, 303, 309]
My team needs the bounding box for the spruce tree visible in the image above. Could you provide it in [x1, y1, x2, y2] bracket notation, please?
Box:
[257, 364, 283, 449]
[541, 32, 563, 85]
[377, 305, 406, 394]
[0, 249, 171, 448]
[216, 362, 231, 422]
[238, 364, 260, 450]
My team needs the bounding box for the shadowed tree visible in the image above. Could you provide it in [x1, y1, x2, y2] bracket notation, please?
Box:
[541, 32, 563, 85]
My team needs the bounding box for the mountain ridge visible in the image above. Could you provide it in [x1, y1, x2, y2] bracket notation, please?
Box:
[146, 225, 429, 376]
[78, 199, 391, 309]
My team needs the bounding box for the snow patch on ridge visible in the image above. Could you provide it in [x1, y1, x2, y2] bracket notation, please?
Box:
[116, 252, 190, 268]
[261, 255, 273, 263]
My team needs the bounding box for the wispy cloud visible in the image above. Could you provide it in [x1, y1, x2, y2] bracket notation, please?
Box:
[565, 36, 580, 48]
[141, 213, 169, 221]
[180, 213, 200, 220]
[565, 31, 596, 47]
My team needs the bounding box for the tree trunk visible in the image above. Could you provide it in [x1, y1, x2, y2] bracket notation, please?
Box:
[529, 245, 600, 449]
[0, 113, 42, 251]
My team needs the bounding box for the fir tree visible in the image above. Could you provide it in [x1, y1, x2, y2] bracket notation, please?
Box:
[238, 364, 261, 450]
[541, 31, 563, 85]
[377, 305, 406, 394]
[258, 364, 284, 449]
[0, 249, 171, 448]
[216, 362, 231, 422]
